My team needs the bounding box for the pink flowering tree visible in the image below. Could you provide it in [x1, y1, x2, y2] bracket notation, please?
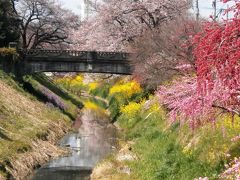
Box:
[158, 76, 237, 129]
[131, 15, 200, 88]
[194, 0, 240, 116]
[71, 0, 196, 89]
[71, 0, 191, 51]
[158, 0, 240, 128]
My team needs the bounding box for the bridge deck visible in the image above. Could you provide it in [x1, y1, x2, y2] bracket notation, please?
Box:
[17, 49, 132, 75]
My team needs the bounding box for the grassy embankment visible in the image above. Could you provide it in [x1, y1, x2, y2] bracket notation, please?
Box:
[85, 77, 240, 180]
[0, 69, 83, 179]
[22, 74, 83, 120]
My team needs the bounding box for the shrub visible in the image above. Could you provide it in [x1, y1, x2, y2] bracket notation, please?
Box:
[109, 80, 142, 99]
[118, 101, 145, 129]
[55, 74, 87, 96]
[0, 48, 18, 57]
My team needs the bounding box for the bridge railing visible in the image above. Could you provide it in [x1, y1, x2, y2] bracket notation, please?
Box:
[18, 49, 130, 61]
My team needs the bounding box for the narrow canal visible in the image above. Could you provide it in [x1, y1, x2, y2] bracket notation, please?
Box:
[29, 107, 117, 180]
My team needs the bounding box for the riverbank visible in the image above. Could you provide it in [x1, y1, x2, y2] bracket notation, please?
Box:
[0, 72, 74, 179]
[91, 97, 220, 179]
[91, 84, 240, 179]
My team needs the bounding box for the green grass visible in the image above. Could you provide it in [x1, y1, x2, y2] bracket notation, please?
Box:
[0, 71, 26, 94]
[89, 83, 110, 99]
[90, 86, 240, 180]
[113, 105, 222, 180]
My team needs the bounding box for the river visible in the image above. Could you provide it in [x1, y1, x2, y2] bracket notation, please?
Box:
[29, 108, 117, 180]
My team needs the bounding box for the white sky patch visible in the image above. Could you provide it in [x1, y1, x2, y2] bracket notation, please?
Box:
[195, 0, 234, 19]
[58, 0, 83, 17]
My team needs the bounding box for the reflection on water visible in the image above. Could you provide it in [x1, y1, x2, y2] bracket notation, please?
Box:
[31, 169, 91, 180]
[31, 109, 117, 180]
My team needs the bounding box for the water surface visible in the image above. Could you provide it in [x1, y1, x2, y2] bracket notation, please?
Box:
[31, 109, 116, 180]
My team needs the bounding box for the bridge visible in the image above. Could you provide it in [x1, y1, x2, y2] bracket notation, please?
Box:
[15, 49, 132, 75]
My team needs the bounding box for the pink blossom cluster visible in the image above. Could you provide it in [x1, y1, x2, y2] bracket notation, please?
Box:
[231, 135, 240, 142]
[221, 157, 240, 180]
[158, 75, 238, 129]
[70, 0, 190, 51]
[193, 0, 240, 109]
[158, 0, 240, 129]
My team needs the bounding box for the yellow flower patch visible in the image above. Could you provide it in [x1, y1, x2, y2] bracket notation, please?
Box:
[88, 82, 99, 91]
[109, 80, 142, 98]
[120, 100, 146, 119]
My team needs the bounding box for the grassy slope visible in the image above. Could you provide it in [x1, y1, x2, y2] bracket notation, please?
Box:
[117, 111, 219, 180]
[32, 74, 83, 108]
[0, 71, 72, 179]
[22, 74, 82, 120]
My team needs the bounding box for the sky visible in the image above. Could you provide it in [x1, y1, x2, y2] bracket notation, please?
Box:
[58, 0, 233, 19]
[58, 0, 83, 17]
[197, 0, 233, 19]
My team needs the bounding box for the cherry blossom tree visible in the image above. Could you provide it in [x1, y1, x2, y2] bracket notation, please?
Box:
[71, 0, 192, 51]
[71, 0, 194, 89]
[131, 15, 200, 89]
[16, 0, 80, 49]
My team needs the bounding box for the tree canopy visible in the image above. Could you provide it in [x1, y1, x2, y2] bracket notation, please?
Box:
[0, 0, 20, 47]
[15, 0, 81, 49]
[158, 0, 240, 129]
[71, 0, 192, 51]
